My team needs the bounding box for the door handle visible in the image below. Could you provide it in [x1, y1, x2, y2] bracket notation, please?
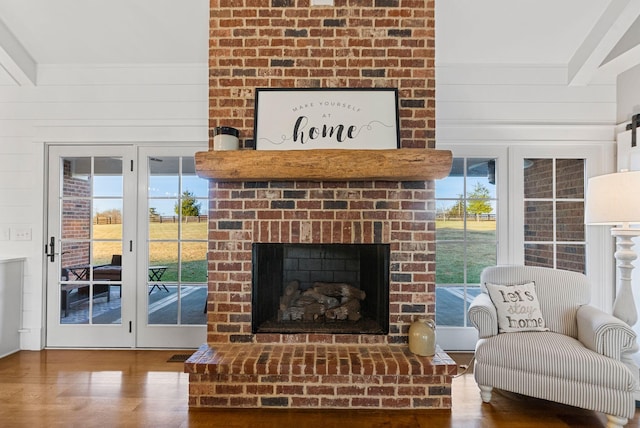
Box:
[45, 237, 55, 262]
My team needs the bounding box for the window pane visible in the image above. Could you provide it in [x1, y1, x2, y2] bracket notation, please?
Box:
[556, 201, 584, 242]
[524, 244, 554, 268]
[62, 199, 91, 240]
[93, 157, 123, 197]
[93, 241, 122, 268]
[466, 158, 496, 195]
[556, 159, 584, 199]
[61, 241, 90, 281]
[148, 286, 178, 325]
[181, 285, 207, 324]
[93, 199, 122, 240]
[466, 241, 497, 284]
[524, 201, 553, 241]
[557, 244, 585, 273]
[92, 283, 121, 325]
[524, 159, 552, 198]
[148, 200, 179, 240]
[436, 242, 465, 284]
[149, 156, 179, 197]
[149, 242, 178, 282]
[181, 242, 208, 283]
[62, 157, 90, 197]
[182, 157, 208, 198]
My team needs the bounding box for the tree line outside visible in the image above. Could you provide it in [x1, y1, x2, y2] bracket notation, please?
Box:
[439, 182, 494, 221]
[92, 190, 208, 282]
[94, 190, 203, 225]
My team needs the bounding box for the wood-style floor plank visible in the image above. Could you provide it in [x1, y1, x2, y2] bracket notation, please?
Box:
[0, 350, 637, 427]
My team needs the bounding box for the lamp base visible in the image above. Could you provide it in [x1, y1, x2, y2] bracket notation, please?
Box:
[611, 228, 639, 326]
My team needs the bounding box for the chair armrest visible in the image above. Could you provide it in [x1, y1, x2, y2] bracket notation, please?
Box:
[577, 304, 638, 360]
[468, 293, 498, 338]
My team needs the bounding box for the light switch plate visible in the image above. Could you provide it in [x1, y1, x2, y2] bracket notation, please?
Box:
[0, 227, 9, 241]
[11, 227, 32, 241]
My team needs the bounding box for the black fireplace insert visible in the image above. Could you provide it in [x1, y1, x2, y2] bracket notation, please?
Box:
[251, 243, 390, 334]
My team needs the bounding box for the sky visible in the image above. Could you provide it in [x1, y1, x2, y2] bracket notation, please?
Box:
[92, 173, 209, 217]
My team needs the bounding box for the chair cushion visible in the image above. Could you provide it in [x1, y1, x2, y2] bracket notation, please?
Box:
[485, 281, 549, 333]
[475, 331, 635, 391]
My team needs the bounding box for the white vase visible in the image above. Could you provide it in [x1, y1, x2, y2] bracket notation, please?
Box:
[408, 318, 436, 356]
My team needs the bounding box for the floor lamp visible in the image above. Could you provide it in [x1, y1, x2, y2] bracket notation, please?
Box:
[585, 171, 640, 326]
[586, 171, 640, 401]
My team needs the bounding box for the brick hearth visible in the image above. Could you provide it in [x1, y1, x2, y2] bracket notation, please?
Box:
[186, 343, 455, 408]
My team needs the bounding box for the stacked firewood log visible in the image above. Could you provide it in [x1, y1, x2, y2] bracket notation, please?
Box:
[278, 280, 366, 322]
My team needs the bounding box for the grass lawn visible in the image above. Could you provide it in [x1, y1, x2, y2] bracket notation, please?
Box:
[436, 220, 496, 284]
[92, 220, 497, 285]
[93, 222, 208, 282]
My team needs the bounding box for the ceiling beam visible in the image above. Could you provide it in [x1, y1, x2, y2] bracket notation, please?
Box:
[0, 17, 37, 86]
[568, 0, 640, 86]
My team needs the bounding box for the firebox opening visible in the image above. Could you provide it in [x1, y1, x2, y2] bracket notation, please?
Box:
[251, 243, 390, 334]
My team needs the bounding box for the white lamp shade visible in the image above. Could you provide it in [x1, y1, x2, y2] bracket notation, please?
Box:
[585, 171, 640, 225]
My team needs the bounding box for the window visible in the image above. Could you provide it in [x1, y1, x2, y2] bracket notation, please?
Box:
[523, 158, 585, 273]
[147, 156, 208, 325]
[435, 157, 498, 327]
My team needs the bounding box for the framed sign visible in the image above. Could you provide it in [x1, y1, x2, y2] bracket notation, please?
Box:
[254, 88, 400, 150]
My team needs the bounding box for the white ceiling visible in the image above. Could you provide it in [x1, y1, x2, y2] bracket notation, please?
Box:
[1, 0, 640, 86]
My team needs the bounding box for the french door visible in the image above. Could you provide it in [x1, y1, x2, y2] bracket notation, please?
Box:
[46, 144, 208, 348]
[135, 146, 208, 348]
[434, 145, 507, 351]
[435, 143, 610, 351]
[46, 145, 136, 347]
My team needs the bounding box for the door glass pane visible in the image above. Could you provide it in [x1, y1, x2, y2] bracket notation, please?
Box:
[181, 242, 208, 283]
[148, 199, 179, 239]
[59, 156, 123, 325]
[556, 159, 584, 199]
[524, 243, 554, 268]
[557, 244, 586, 272]
[524, 159, 552, 198]
[556, 201, 585, 241]
[147, 155, 208, 325]
[523, 158, 585, 273]
[149, 157, 179, 197]
[524, 201, 553, 241]
[436, 157, 497, 327]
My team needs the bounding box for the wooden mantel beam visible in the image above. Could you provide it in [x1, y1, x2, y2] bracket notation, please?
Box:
[195, 148, 453, 182]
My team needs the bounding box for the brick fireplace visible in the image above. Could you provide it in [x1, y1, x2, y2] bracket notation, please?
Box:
[185, 0, 457, 410]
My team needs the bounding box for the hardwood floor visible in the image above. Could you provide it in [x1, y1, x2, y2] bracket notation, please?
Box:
[0, 350, 637, 428]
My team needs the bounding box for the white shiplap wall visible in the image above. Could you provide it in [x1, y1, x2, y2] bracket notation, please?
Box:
[0, 62, 621, 350]
[0, 64, 207, 349]
[437, 64, 617, 139]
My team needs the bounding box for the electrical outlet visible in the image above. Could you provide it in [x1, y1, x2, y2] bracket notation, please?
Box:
[0, 227, 9, 241]
[11, 227, 32, 241]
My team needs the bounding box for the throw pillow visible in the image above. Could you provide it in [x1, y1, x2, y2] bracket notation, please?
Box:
[485, 281, 549, 333]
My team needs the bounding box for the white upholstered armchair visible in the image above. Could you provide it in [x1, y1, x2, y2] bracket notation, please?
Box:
[468, 265, 638, 428]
